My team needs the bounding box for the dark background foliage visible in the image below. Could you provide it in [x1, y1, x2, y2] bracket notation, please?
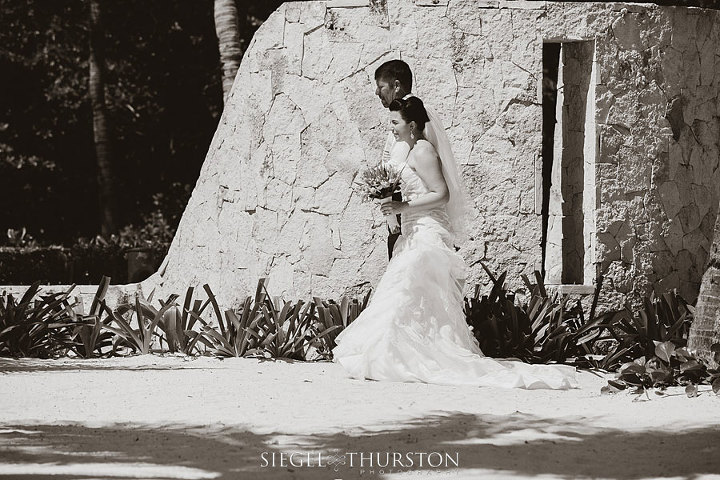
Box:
[0, 0, 717, 282]
[0, 0, 286, 246]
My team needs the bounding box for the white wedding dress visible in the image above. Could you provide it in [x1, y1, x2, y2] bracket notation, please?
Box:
[333, 154, 578, 389]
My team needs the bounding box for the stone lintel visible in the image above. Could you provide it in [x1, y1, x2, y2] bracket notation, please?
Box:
[327, 0, 369, 8]
[498, 1, 546, 10]
[543, 36, 590, 43]
[472, 1, 546, 9]
[547, 284, 597, 295]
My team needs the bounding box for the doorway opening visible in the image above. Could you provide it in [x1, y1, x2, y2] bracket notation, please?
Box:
[542, 41, 596, 286]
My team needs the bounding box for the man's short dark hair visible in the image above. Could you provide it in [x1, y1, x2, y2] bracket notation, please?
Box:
[374, 60, 413, 92]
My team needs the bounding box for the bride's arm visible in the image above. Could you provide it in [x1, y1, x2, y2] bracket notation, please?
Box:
[380, 143, 449, 215]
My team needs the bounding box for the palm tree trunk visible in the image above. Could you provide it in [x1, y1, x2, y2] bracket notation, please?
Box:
[89, 0, 117, 236]
[214, 0, 242, 102]
[688, 204, 720, 367]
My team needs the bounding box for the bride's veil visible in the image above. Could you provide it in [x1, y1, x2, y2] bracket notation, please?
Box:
[423, 108, 469, 245]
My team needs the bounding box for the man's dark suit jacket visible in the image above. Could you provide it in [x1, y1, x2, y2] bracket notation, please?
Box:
[387, 191, 402, 259]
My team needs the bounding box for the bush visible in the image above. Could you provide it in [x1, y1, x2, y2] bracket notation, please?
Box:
[0, 278, 371, 361]
[464, 265, 607, 364]
[0, 246, 72, 284]
[2, 270, 718, 399]
[0, 283, 77, 358]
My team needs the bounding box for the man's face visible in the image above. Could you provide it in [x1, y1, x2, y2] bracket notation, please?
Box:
[375, 78, 397, 108]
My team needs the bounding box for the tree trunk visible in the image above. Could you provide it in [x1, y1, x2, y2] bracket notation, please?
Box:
[688, 203, 720, 367]
[89, 0, 117, 237]
[214, 0, 242, 102]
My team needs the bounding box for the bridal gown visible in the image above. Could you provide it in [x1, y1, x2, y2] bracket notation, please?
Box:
[333, 157, 578, 390]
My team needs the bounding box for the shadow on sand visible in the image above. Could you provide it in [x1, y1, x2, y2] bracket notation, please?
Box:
[0, 357, 240, 373]
[1, 412, 719, 479]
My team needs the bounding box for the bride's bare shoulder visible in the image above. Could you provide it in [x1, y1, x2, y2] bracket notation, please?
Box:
[414, 140, 440, 162]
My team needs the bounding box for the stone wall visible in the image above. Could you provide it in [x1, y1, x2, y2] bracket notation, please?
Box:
[143, 1, 720, 312]
[591, 3, 720, 307]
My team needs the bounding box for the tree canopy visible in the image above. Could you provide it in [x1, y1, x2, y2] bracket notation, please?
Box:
[0, 0, 286, 244]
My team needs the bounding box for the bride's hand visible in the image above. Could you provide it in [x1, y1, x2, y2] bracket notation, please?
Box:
[380, 201, 407, 215]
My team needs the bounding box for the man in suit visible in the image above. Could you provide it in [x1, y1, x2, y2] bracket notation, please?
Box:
[374, 59, 449, 258]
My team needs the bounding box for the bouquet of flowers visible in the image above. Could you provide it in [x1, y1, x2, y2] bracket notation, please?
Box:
[356, 164, 403, 231]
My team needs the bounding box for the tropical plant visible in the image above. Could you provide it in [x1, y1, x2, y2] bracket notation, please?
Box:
[187, 282, 264, 358]
[312, 292, 372, 359]
[192, 279, 369, 360]
[251, 296, 328, 360]
[102, 290, 178, 354]
[197, 279, 345, 360]
[64, 276, 116, 358]
[154, 286, 208, 355]
[586, 290, 694, 371]
[464, 270, 533, 359]
[465, 264, 607, 364]
[0, 282, 76, 358]
[602, 341, 720, 398]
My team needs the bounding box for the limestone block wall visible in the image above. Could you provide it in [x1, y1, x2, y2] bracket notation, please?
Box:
[144, 0, 720, 312]
[590, 4, 720, 307]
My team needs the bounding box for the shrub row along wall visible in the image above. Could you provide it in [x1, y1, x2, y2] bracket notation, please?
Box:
[0, 246, 127, 284]
[145, 0, 720, 312]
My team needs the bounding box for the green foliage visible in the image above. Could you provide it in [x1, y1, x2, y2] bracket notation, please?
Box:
[594, 292, 720, 396]
[0, 278, 118, 359]
[0, 282, 74, 358]
[5, 266, 713, 399]
[154, 286, 206, 355]
[69, 237, 127, 284]
[63, 276, 116, 358]
[0, 0, 221, 240]
[312, 292, 371, 359]
[0, 276, 371, 361]
[196, 279, 358, 361]
[463, 264, 718, 395]
[0, 246, 73, 285]
[194, 290, 263, 358]
[592, 291, 694, 370]
[102, 291, 179, 355]
[464, 264, 606, 364]
[602, 341, 720, 397]
[185, 283, 263, 358]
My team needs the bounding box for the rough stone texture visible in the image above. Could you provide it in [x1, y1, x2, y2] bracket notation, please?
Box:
[143, 1, 720, 312]
[688, 196, 720, 366]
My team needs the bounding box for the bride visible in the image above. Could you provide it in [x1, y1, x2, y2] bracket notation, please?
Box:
[332, 97, 578, 389]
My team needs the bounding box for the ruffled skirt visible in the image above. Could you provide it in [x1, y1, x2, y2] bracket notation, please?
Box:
[332, 214, 578, 390]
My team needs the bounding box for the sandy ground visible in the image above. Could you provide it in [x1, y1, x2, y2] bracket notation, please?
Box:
[0, 356, 719, 480]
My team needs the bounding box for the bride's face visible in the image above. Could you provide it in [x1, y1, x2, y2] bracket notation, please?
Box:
[390, 111, 413, 142]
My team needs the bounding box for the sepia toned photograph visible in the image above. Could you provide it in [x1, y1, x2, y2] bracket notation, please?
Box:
[1, 0, 720, 478]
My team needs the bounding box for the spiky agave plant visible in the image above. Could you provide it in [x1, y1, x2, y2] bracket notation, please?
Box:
[0, 282, 80, 358]
[102, 289, 179, 355]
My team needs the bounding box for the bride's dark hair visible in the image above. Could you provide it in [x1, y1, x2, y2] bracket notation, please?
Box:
[388, 97, 430, 132]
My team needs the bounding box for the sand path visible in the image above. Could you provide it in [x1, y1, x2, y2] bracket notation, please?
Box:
[0, 356, 719, 479]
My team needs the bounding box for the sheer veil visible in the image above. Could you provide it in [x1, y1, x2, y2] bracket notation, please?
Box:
[422, 107, 469, 244]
